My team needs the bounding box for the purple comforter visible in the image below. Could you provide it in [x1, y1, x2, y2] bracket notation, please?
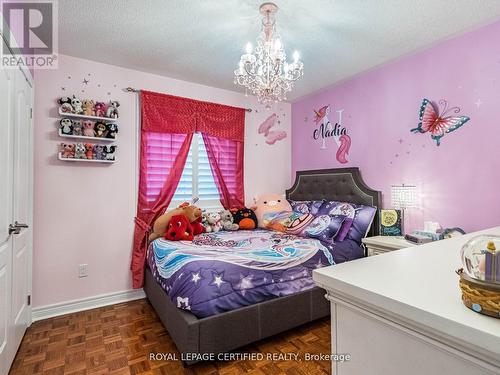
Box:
[147, 229, 362, 318]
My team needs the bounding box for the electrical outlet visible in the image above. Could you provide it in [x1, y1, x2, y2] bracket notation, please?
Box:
[78, 264, 88, 278]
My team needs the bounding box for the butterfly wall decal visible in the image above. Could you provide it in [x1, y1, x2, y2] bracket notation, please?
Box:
[313, 105, 329, 125]
[258, 113, 287, 145]
[411, 98, 470, 146]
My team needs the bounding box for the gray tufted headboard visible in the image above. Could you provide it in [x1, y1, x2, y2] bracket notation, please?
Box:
[286, 168, 382, 237]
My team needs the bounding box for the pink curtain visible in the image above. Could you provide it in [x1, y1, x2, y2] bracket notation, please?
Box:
[202, 133, 244, 209]
[132, 132, 193, 288]
[131, 90, 246, 288]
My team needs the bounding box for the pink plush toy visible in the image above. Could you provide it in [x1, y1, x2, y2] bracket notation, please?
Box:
[252, 194, 292, 228]
[95, 102, 106, 117]
[82, 120, 96, 137]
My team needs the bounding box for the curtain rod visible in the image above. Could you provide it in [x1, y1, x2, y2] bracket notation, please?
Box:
[123, 87, 252, 112]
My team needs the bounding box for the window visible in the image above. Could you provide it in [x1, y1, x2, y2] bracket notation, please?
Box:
[171, 133, 220, 208]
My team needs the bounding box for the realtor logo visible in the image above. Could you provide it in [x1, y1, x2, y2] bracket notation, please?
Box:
[2, 0, 58, 69]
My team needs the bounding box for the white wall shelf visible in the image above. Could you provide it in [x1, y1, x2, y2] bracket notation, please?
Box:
[58, 129, 116, 142]
[58, 108, 118, 123]
[58, 152, 115, 163]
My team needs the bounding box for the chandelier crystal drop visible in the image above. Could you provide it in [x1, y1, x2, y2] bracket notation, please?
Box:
[234, 2, 304, 107]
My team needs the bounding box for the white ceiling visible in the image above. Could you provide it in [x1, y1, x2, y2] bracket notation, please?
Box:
[58, 0, 500, 101]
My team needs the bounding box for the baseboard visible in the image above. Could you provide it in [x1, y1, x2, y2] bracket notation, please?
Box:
[32, 288, 146, 322]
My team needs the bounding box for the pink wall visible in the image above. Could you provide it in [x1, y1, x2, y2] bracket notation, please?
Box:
[33, 54, 291, 308]
[292, 21, 500, 233]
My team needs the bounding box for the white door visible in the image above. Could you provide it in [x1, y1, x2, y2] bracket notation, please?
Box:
[0, 38, 34, 375]
[0, 57, 15, 375]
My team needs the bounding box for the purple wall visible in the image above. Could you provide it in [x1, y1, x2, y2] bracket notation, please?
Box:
[292, 21, 500, 233]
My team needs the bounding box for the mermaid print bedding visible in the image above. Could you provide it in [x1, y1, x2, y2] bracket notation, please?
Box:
[147, 229, 363, 318]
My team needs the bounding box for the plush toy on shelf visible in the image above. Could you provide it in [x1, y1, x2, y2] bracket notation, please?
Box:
[203, 211, 222, 233]
[60, 118, 73, 135]
[106, 100, 120, 118]
[149, 203, 203, 241]
[252, 194, 292, 228]
[82, 99, 95, 116]
[165, 215, 194, 241]
[71, 95, 83, 114]
[58, 97, 73, 113]
[219, 209, 239, 231]
[82, 120, 96, 137]
[74, 143, 86, 159]
[104, 145, 117, 161]
[93, 144, 105, 160]
[84, 143, 94, 159]
[231, 207, 258, 230]
[106, 123, 118, 138]
[94, 102, 106, 117]
[60, 143, 75, 158]
[72, 120, 83, 136]
[94, 122, 107, 137]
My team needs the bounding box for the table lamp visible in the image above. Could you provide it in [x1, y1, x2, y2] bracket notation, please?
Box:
[391, 184, 418, 233]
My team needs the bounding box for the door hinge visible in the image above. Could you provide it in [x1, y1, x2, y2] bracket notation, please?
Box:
[30, 108, 33, 119]
[27, 295, 31, 306]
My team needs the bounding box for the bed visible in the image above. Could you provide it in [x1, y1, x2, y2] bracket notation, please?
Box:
[144, 167, 381, 364]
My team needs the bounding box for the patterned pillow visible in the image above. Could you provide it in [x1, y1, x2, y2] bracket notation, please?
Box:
[319, 201, 377, 243]
[262, 211, 314, 235]
[288, 200, 324, 215]
[302, 201, 352, 243]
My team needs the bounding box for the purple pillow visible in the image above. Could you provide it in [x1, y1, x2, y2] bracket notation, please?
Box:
[320, 201, 377, 243]
[301, 201, 353, 243]
[288, 200, 324, 215]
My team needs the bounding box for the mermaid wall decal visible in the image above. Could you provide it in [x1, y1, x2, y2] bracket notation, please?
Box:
[312, 105, 352, 164]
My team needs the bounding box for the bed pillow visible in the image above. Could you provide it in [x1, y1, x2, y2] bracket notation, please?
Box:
[262, 211, 315, 235]
[288, 199, 324, 215]
[302, 201, 353, 243]
[319, 200, 377, 243]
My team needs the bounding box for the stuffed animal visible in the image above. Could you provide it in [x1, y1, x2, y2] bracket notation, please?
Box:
[203, 211, 222, 233]
[219, 209, 239, 231]
[94, 102, 106, 117]
[93, 144, 105, 160]
[106, 123, 118, 138]
[60, 143, 75, 158]
[84, 143, 94, 159]
[104, 145, 117, 161]
[82, 120, 96, 137]
[58, 97, 73, 113]
[190, 216, 206, 235]
[149, 203, 203, 241]
[94, 121, 107, 137]
[106, 101, 120, 118]
[252, 194, 292, 228]
[231, 207, 258, 230]
[74, 143, 86, 159]
[60, 118, 72, 135]
[165, 215, 194, 241]
[71, 95, 83, 114]
[72, 120, 83, 136]
[82, 99, 95, 116]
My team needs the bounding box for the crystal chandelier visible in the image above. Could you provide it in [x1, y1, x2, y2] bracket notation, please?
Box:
[234, 2, 304, 107]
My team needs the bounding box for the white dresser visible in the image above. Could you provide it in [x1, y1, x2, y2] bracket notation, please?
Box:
[313, 227, 500, 375]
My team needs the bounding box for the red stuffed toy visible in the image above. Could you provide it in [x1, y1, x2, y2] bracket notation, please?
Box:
[191, 216, 206, 235]
[165, 215, 194, 241]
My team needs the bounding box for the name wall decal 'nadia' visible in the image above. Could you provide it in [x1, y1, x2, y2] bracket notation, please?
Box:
[311, 105, 352, 164]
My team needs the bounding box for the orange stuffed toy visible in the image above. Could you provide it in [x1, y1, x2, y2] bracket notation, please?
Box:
[149, 202, 204, 241]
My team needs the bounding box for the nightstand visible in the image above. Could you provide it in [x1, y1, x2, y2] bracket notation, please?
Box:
[362, 235, 417, 256]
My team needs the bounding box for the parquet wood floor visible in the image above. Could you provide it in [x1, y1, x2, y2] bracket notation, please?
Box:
[9, 299, 331, 375]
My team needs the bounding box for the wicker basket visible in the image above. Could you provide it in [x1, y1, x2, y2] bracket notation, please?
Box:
[457, 269, 500, 318]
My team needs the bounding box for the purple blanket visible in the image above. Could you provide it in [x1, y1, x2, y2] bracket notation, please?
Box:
[147, 229, 362, 318]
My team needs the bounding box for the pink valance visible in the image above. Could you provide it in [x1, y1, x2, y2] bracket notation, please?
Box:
[141, 90, 246, 142]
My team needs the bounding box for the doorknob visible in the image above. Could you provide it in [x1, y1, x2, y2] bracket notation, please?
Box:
[8, 221, 29, 235]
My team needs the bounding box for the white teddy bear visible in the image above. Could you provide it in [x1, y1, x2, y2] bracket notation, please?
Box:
[219, 209, 239, 231]
[203, 211, 222, 233]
